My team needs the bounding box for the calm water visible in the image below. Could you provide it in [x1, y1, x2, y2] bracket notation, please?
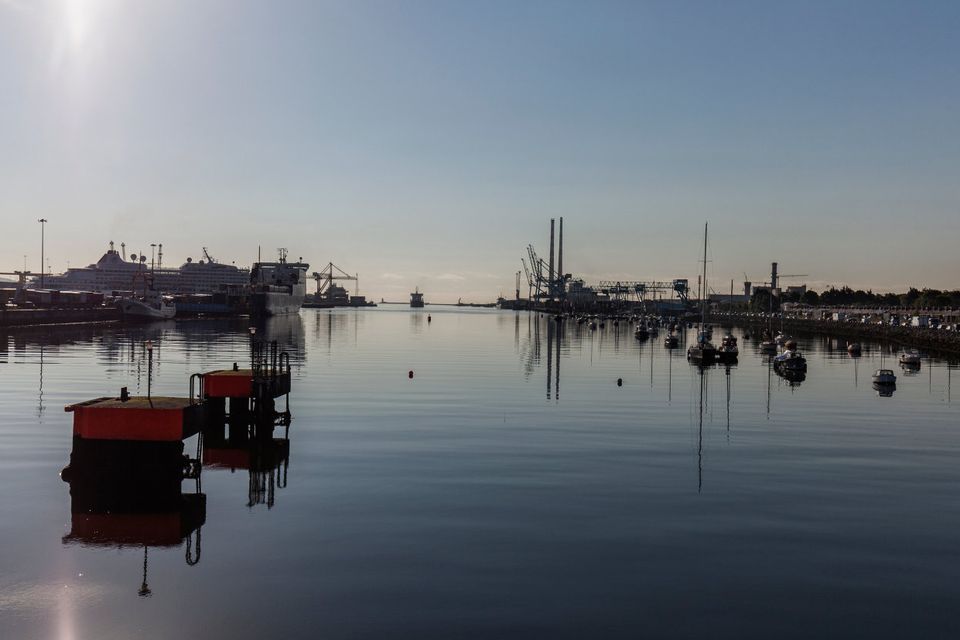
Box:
[1, 309, 958, 639]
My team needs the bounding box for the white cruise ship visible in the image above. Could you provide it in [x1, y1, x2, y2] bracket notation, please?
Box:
[38, 242, 249, 294]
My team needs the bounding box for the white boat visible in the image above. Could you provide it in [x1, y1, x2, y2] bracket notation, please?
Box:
[872, 369, 897, 385]
[775, 332, 790, 346]
[118, 294, 176, 320]
[899, 350, 921, 366]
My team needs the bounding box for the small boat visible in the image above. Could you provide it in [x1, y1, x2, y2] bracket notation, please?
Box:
[589, 321, 597, 330]
[760, 340, 778, 353]
[899, 350, 921, 367]
[717, 333, 739, 363]
[847, 342, 862, 356]
[773, 340, 807, 374]
[774, 332, 790, 346]
[664, 334, 678, 348]
[634, 326, 649, 340]
[872, 369, 897, 385]
[118, 293, 176, 320]
[687, 334, 717, 364]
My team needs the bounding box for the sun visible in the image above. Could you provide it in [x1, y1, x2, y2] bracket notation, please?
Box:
[63, 0, 92, 50]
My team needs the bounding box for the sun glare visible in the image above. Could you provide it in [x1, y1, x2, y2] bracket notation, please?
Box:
[63, 0, 92, 50]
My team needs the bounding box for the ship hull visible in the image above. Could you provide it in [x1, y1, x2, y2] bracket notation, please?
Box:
[250, 291, 305, 316]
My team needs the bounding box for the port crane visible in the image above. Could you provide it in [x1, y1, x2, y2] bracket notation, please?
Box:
[525, 245, 566, 303]
[596, 280, 690, 304]
[311, 262, 359, 297]
[521, 258, 533, 301]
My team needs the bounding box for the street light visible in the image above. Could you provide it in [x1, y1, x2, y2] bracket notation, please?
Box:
[37, 219, 47, 287]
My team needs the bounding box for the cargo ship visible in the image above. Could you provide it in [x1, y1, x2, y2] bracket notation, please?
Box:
[410, 288, 424, 308]
[250, 250, 309, 316]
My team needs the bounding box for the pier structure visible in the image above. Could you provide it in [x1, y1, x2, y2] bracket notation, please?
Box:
[59, 339, 296, 589]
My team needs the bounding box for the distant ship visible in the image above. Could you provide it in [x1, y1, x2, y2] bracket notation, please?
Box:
[38, 242, 249, 294]
[410, 288, 424, 308]
[250, 250, 309, 316]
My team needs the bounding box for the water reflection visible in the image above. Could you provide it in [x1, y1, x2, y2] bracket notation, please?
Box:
[873, 382, 896, 397]
[61, 441, 206, 594]
[4, 310, 960, 638]
[697, 366, 705, 493]
[546, 320, 561, 400]
[204, 429, 291, 509]
[55, 330, 299, 603]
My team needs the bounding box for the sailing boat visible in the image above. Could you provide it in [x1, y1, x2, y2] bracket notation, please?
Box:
[687, 222, 717, 365]
[872, 341, 897, 388]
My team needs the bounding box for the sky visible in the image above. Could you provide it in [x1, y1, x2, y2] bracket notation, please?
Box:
[1, 0, 958, 301]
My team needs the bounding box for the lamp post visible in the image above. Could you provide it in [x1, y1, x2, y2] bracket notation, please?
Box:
[145, 340, 154, 401]
[38, 219, 47, 287]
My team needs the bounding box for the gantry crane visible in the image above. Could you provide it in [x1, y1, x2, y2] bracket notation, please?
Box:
[311, 262, 359, 297]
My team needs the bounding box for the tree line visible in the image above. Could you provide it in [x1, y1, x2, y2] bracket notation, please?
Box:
[747, 287, 960, 311]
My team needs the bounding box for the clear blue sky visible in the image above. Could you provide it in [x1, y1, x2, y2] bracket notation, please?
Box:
[2, 0, 958, 300]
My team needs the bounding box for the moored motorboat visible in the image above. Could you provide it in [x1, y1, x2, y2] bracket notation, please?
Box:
[664, 334, 678, 348]
[847, 342, 862, 356]
[899, 350, 921, 367]
[773, 340, 807, 374]
[872, 368, 897, 385]
[717, 333, 739, 363]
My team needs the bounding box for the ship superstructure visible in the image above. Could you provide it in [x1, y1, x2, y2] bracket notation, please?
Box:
[38, 243, 249, 294]
[250, 249, 309, 316]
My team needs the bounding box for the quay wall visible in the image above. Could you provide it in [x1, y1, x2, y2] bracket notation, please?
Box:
[0, 307, 121, 327]
[727, 313, 960, 356]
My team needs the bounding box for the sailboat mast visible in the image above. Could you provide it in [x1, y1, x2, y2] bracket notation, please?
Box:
[701, 222, 708, 325]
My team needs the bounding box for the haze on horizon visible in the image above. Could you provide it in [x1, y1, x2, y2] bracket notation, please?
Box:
[1, 0, 957, 302]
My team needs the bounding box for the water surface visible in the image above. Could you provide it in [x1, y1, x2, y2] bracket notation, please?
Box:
[1, 309, 958, 639]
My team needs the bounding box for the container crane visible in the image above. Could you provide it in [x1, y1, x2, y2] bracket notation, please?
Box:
[311, 262, 359, 297]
